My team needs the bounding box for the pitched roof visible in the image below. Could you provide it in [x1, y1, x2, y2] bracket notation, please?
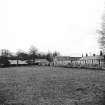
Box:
[54, 56, 81, 61]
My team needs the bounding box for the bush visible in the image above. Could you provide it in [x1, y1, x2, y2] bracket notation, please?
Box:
[0, 56, 10, 67]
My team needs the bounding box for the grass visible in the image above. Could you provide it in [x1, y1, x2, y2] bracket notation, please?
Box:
[0, 66, 105, 105]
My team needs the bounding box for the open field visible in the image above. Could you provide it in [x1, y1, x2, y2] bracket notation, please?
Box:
[0, 66, 105, 105]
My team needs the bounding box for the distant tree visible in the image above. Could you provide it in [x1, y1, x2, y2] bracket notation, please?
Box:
[16, 51, 20, 65]
[100, 50, 103, 56]
[16, 51, 28, 60]
[46, 52, 53, 63]
[0, 56, 10, 67]
[98, 13, 105, 53]
[52, 51, 60, 57]
[45, 51, 60, 66]
[1, 49, 12, 58]
[86, 53, 88, 57]
[93, 54, 96, 56]
[0, 49, 12, 67]
[28, 46, 38, 64]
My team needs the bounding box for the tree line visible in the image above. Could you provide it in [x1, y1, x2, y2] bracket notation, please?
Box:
[0, 46, 60, 67]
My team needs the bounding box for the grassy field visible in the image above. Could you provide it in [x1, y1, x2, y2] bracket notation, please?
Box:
[0, 66, 105, 105]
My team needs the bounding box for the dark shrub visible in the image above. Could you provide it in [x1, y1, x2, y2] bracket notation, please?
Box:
[0, 56, 10, 67]
[26, 60, 33, 65]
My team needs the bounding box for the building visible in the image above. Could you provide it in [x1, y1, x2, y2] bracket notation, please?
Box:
[9, 60, 27, 65]
[35, 59, 49, 66]
[54, 56, 81, 66]
[77, 55, 105, 66]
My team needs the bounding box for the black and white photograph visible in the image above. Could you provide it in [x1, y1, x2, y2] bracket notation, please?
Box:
[0, 0, 105, 105]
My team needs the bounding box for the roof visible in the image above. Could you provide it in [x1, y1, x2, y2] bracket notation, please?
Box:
[9, 60, 17, 64]
[54, 56, 81, 61]
[80, 55, 104, 60]
[9, 60, 27, 64]
[35, 59, 49, 63]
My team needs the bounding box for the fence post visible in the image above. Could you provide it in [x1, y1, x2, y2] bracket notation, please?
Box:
[99, 59, 100, 65]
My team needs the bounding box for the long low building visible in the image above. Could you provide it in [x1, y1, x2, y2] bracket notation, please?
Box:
[9, 59, 49, 65]
[74, 55, 105, 66]
[9, 60, 27, 65]
[53, 56, 81, 66]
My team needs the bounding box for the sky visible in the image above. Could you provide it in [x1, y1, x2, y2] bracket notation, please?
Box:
[0, 0, 105, 56]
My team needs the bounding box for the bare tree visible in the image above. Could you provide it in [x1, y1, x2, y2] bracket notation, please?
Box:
[28, 45, 38, 64]
[1, 49, 12, 57]
[52, 51, 60, 57]
[16, 51, 20, 65]
[98, 13, 105, 53]
[45, 52, 54, 66]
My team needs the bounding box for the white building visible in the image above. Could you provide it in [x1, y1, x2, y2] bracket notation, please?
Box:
[77, 55, 104, 65]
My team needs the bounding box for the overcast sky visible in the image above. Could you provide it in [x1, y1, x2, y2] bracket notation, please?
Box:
[0, 0, 105, 56]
